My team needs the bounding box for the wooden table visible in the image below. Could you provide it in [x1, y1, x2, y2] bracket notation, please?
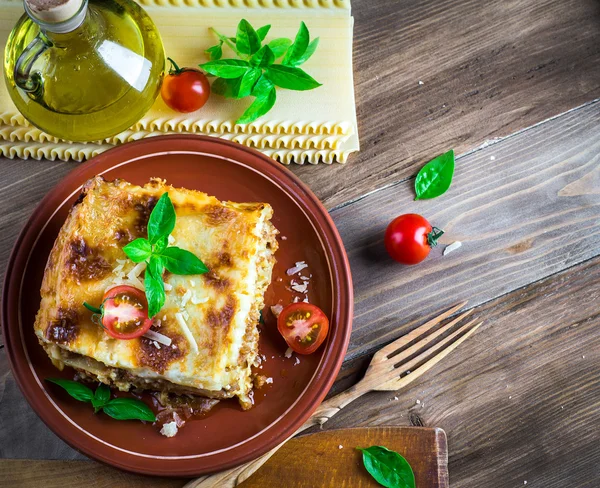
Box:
[2, 0, 600, 486]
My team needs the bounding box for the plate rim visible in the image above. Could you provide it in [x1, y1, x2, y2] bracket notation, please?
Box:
[1, 134, 353, 476]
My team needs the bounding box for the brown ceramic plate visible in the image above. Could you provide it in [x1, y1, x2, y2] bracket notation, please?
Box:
[1, 135, 353, 476]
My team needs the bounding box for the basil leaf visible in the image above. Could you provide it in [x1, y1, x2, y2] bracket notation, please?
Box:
[102, 397, 156, 422]
[92, 383, 111, 412]
[46, 378, 94, 403]
[414, 149, 455, 200]
[250, 45, 275, 68]
[154, 235, 169, 254]
[237, 68, 262, 98]
[145, 256, 165, 318]
[205, 43, 223, 61]
[358, 446, 416, 488]
[267, 65, 321, 91]
[282, 21, 309, 66]
[147, 193, 176, 244]
[237, 76, 277, 124]
[211, 77, 242, 99]
[236, 19, 261, 55]
[294, 37, 319, 65]
[256, 24, 271, 41]
[200, 59, 250, 79]
[123, 238, 152, 262]
[268, 38, 292, 59]
[159, 247, 209, 275]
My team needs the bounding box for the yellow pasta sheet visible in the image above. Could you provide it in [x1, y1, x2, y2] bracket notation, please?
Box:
[0, 0, 358, 164]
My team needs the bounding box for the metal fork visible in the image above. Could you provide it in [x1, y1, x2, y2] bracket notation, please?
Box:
[185, 302, 480, 487]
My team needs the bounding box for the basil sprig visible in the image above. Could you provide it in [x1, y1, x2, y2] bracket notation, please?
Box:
[123, 193, 208, 317]
[414, 149, 455, 200]
[123, 193, 208, 318]
[46, 379, 156, 422]
[357, 446, 416, 488]
[201, 19, 321, 124]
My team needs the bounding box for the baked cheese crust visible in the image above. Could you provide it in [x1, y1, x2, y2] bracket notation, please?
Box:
[34, 176, 278, 409]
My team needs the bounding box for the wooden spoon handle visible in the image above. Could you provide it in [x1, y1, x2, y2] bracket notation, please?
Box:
[183, 384, 368, 488]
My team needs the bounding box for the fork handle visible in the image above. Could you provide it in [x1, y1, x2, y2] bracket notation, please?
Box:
[183, 383, 369, 488]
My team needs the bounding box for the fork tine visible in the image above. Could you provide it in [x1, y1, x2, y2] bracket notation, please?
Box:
[372, 301, 468, 364]
[374, 321, 482, 391]
[394, 317, 480, 372]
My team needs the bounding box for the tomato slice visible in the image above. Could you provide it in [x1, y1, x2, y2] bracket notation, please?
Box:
[277, 303, 329, 355]
[100, 286, 153, 340]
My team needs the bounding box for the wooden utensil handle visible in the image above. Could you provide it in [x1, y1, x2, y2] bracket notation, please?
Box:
[183, 384, 368, 487]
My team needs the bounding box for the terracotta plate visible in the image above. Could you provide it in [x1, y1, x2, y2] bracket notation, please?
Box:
[1, 135, 353, 476]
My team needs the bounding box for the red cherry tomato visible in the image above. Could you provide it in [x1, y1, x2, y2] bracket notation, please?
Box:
[100, 286, 153, 340]
[277, 303, 329, 355]
[384, 214, 444, 265]
[161, 57, 210, 113]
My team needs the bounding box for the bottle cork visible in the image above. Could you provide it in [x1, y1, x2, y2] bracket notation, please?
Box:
[25, 0, 84, 24]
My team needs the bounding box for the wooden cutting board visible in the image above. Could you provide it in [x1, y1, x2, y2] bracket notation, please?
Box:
[0, 427, 448, 487]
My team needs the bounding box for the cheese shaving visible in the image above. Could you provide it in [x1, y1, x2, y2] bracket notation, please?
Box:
[175, 312, 199, 354]
[286, 261, 308, 276]
[443, 241, 462, 256]
[143, 329, 172, 346]
[164, 283, 173, 291]
[181, 289, 193, 307]
[191, 295, 209, 305]
[127, 262, 146, 281]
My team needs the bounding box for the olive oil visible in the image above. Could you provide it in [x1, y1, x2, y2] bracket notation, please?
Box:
[4, 0, 165, 142]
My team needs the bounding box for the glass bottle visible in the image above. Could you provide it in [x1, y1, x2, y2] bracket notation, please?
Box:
[4, 0, 165, 142]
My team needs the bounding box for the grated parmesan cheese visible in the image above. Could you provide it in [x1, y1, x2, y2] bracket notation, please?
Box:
[285, 347, 293, 358]
[143, 330, 172, 346]
[291, 282, 308, 293]
[164, 283, 173, 291]
[168, 235, 176, 245]
[175, 312, 199, 354]
[160, 421, 178, 438]
[443, 241, 462, 256]
[181, 289, 193, 307]
[286, 261, 308, 276]
[191, 295, 209, 305]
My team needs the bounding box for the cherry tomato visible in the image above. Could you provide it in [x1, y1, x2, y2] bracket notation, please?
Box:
[161, 57, 210, 113]
[277, 303, 329, 355]
[384, 214, 444, 265]
[100, 286, 153, 340]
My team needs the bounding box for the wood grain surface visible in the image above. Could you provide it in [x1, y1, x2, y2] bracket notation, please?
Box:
[2, 0, 600, 486]
[0, 427, 448, 488]
[292, 0, 600, 208]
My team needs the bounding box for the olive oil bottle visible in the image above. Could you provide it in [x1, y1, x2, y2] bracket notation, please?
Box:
[4, 0, 165, 142]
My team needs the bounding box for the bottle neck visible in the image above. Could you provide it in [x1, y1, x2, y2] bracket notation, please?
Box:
[25, 0, 89, 34]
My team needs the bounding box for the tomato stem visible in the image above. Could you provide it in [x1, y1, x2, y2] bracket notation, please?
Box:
[166, 57, 184, 75]
[427, 227, 444, 247]
[84, 302, 102, 315]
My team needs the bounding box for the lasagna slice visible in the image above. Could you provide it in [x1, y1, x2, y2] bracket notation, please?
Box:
[34, 176, 278, 409]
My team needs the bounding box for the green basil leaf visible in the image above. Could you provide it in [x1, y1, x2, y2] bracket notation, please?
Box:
[92, 383, 111, 411]
[268, 38, 292, 59]
[414, 149, 455, 200]
[294, 37, 319, 65]
[205, 43, 223, 61]
[123, 238, 152, 262]
[159, 247, 209, 275]
[145, 256, 165, 318]
[154, 235, 169, 254]
[251, 74, 274, 97]
[211, 77, 242, 99]
[147, 193, 176, 244]
[250, 45, 275, 68]
[282, 21, 309, 66]
[200, 59, 250, 79]
[236, 19, 261, 55]
[236, 76, 277, 124]
[102, 397, 156, 422]
[46, 378, 94, 403]
[256, 24, 271, 41]
[237, 67, 262, 98]
[267, 65, 321, 91]
[358, 446, 416, 488]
